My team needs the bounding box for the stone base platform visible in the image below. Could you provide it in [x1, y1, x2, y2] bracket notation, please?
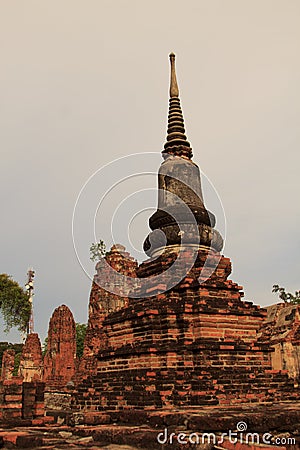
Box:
[0, 402, 294, 449]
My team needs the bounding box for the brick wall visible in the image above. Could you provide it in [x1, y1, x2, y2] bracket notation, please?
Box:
[0, 379, 44, 423]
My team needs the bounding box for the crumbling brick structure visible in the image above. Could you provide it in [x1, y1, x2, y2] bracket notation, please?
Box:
[0, 378, 23, 421]
[22, 381, 45, 420]
[0, 340, 45, 424]
[0, 378, 45, 423]
[0, 342, 23, 371]
[72, 54, 299, 414]
[1, 349, 15, 381]
[43, 305, 76, 388]
[258, 303, 300, 384]
[18, 333, 43, 382]
[74, 247, 298, 411]
[79, 244, 137, 375]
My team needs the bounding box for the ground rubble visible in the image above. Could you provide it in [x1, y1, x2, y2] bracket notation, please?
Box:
[0, 402, 300, 449]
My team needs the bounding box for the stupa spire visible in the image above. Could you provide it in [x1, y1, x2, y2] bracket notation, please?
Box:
[169, 52, 179, 98]
[143, 53, 223, 257]
[163, 53, 192, 158]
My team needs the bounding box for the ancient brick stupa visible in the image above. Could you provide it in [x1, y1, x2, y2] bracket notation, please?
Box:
[75, 53, 298, 412]
[143, 53, 222, 259]
[43, 305, 76, 388]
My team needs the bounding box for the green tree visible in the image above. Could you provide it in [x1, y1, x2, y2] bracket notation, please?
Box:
[13, 351, 22, 376]
[0, 274, 31, 333]
[272, 285, 300, 304]
[42, 337, 48, 357]
[89, 240, 106, 262]
[75, 322, 87, 358]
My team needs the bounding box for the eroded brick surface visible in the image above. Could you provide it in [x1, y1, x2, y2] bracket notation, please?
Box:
[0, 378, 23, 422]
[18, 333, 43, 382]
[79, 245, 138, 376]
[258, 303, 300, 383]
[1, 350, 15, 381]
[0, 379, 45, 424]
[43, 305, 76, 388]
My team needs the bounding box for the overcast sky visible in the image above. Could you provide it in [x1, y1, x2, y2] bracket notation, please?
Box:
[1, 1, 299, 342]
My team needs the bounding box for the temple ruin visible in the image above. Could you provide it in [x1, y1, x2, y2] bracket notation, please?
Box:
[0, 53, 299, 448]
[43, 305, 77, 388]
[72, 53, 299, 412]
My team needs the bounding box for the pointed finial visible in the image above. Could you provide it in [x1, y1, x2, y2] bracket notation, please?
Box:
[169, 53, 179, 98]
[163, 52, 192, 158]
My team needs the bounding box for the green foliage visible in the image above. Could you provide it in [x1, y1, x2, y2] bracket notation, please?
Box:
[0, 274, 31, 333]
[272, 285, 300, 304]
[76, 322, 87, 359]
[13, 351, 22, 376]
[89, 240, 106, 262]
[42, 337, 48, 357]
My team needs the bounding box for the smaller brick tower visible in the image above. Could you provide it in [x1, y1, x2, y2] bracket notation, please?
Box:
[80, 245, 137, 375]
[18, 333, 43, 382]
[43, 305, 76, 388]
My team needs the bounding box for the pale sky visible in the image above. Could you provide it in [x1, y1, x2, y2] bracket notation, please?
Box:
[1, 1, 300, 342]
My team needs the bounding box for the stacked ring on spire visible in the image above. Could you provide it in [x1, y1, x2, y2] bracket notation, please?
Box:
[165, 97, 190, 148]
